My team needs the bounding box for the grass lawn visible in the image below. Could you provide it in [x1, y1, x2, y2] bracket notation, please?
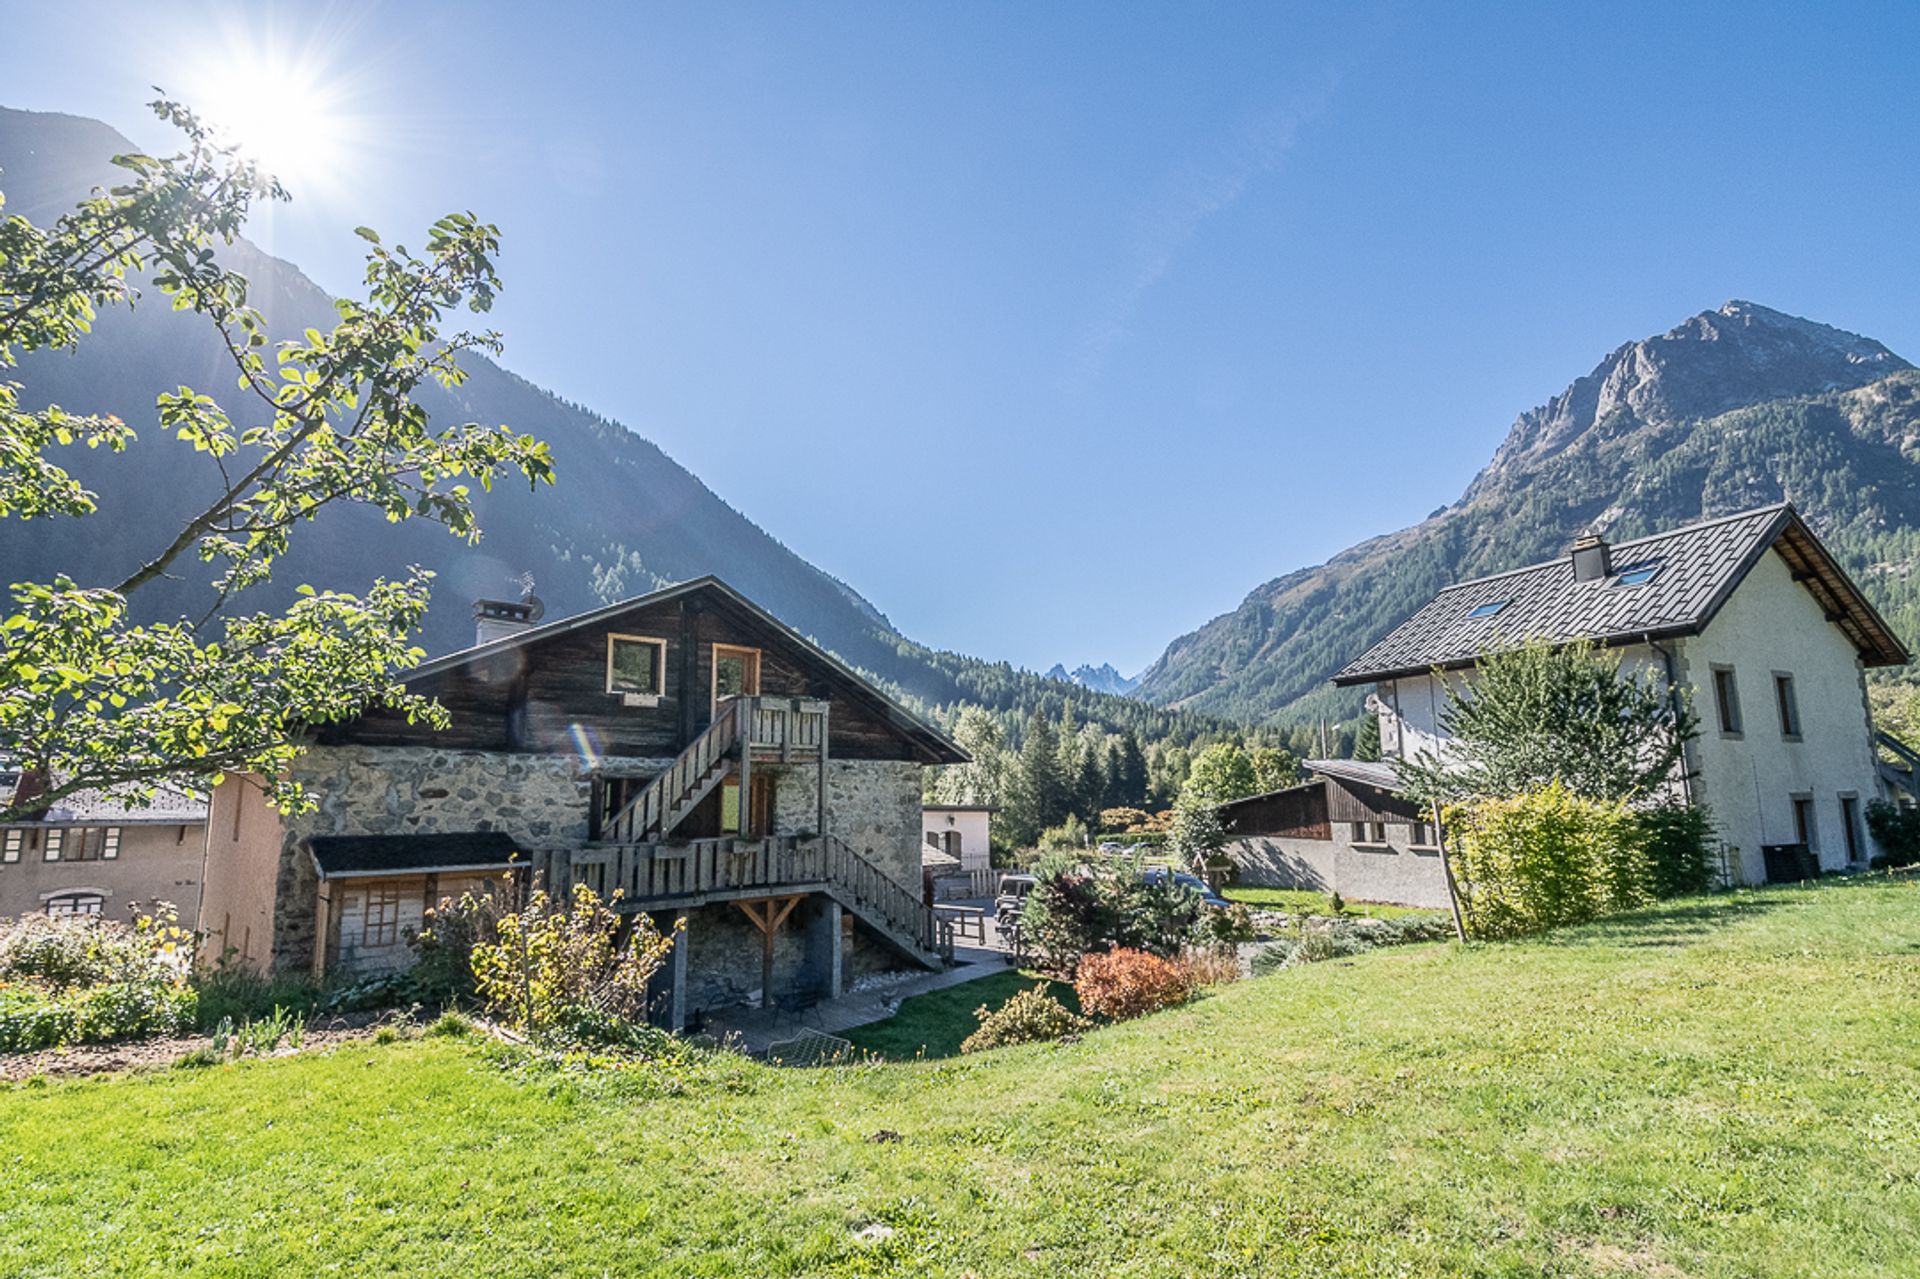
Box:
[5, 877, 1920, 1277]
[841, 969, 1077, 1061]
[1222, 883, 1441, 919]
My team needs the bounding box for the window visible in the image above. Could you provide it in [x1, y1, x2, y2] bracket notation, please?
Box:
[1840, 795, 1862, 863]
[712, 644, 761, 711]
[1466, 600, 1508, 619]
[1353, 821, 1388, 846]
[1791, 796, 1816, 851]
[1712, 667, 1742, 735]
[2, 829, 20, 864]
[1614, 564, 1661, 587]
[719, 774, 774, 837]
[67, 827, 121, 862]
[1774, 673, 1801, 738]
[42, 828, 63, 862]
[361, 885, 403, 948]
[44, 891, 103, 919]
[606, 634, 666, 696]
[1409, 820, 1438, 849]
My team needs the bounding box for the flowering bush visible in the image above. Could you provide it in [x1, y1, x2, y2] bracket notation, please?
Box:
[0, 908, 198, 1052]
[466, 882, 679, 1047]
[1073, 947, 1196, 1021]
[960, 984, 1089, 1054]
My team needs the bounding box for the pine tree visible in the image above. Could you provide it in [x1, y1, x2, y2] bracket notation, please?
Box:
[1117, 730, 1150, 806]
[1006, 711, 1069, 846]
[1353, 713, 1382, 762]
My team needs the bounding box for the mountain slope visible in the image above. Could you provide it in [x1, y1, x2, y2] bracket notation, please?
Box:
[0, 106, 1229, 747]
[1135, 301, 1920, 724]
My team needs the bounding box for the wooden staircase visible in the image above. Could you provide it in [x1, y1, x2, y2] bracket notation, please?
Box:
[601, 700, 743, 844]
[532, 834, 952, 970]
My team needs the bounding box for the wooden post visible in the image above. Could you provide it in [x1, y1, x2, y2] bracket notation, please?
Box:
[733, 895, 803, 1007]
[311, 881, 333, 984]
[816, 704, 830, 843]
[1431, 797, 1468, 942]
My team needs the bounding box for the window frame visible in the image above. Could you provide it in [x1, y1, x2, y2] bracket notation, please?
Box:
[1613, 564, 1662, 587]
[1352, 820, 1390, 847]
[42, 828, 64, 862]
[1710, 665, 1743, 737]
[1773, 671, 1802, 740]
[1791, 794, 1816, 851]
[605, 633, 668, 698]
[43, 890, 104, 919]
[710, 643, 763, 715]
[1466, 600, 1508, 620]
[1408, 820, 1440, 850]
[360, 883, 404, 949]
[1839, 793, 1862, 863]
[1, 828, 21, 864]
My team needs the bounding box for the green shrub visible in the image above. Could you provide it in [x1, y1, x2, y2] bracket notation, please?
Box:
[1637, 803, 1717, 897]
[427, 1011, 474, 1038]
[1865, 800, 1920, 870]
[190, 965, 320, 1031]
[1249, 942, 1294, 976]
[960, 984, 1089, 1054]
[0, 910, 199, 1052]
[1201, 902, 1256, 947]
[467, 883, 679, 1048]
[1020, 860, 1210, 973]
[1445, 782, 1652, 939]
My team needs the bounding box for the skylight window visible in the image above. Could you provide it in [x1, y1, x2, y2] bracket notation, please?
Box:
[1467, 600, 1508, 619]
[1614, 565, 1661, 587]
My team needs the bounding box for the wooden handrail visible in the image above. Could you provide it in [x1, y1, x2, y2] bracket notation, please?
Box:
[603, 700, 741, 843]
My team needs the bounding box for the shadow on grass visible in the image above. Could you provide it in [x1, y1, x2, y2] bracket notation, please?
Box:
[837, 968, 1077, 1063]
[1529, 876, 1896, 950]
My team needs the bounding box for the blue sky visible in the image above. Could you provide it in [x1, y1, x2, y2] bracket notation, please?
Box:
[10, 2, 1920, 674]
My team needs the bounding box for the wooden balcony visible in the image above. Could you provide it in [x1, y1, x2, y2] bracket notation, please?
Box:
[741, 696, 828, 763]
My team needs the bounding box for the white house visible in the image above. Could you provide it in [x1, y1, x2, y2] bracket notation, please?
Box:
[1331, 504, 1908, 886]
[921, 804, 993, 874]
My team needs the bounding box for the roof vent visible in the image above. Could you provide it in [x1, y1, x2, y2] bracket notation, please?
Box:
[473, 591, 546, 646]
[1569, 533, 1612, 583]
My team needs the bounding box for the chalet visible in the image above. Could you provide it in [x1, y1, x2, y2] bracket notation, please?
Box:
[1326, 504, 1907, 887]
[1218, 760, 1451, 909]
[197, 578, 968, 1024]
[0, 769, 207, 923]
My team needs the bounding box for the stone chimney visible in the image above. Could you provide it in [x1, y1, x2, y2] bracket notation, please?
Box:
[1570, 532, 1612, 583]
[473, 593, 544, 646]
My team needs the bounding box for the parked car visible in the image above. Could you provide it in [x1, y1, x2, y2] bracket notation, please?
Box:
[1139, 867, 1231, 910]
[993, 873, 1038, 919]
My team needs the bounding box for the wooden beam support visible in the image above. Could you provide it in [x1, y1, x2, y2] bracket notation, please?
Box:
[731, 893, 806, 1007]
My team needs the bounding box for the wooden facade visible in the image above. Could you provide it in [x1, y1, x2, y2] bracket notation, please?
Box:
[316, 580, 959, 766]
[1221, 775, 1420, 842]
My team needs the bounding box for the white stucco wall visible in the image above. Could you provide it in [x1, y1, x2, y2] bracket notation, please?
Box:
[1673, 549, 1882, 881]
[1373, 547, 1885, 886]
[921, 808, 992, 872]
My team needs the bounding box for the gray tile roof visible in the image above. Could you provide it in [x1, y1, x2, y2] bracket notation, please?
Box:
[1333, 504, 1909, 685]
[1305, 758, 1403, 792]
[0, 770, 206, 826]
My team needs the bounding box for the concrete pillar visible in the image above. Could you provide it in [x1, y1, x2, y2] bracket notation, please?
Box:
[804, 896, 843, 1000]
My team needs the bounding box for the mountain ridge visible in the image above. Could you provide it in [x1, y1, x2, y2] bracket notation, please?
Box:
[1134, 301, 1920, 723]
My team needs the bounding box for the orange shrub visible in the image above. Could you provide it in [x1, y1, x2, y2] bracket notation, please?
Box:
[1073, 947, 1196, 1021]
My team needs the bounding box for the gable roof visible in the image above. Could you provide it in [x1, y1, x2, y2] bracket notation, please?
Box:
[403, 576, 967, 765]
[1333, 504, 1909, 685]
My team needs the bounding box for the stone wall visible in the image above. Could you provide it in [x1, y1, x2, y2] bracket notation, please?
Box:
[677, 896, 902, 1013]
[824, 760, 924, 890]
[1228, 829, 1451, 910]
[267, 744, 671, 973]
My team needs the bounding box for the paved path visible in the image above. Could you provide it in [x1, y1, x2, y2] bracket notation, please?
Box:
[706, 944, 1014, 1055]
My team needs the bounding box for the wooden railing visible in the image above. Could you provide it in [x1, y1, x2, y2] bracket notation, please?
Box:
[529, 833, 952, 963]
[743, 696, 828, 760]
[601, 700, 741, 844]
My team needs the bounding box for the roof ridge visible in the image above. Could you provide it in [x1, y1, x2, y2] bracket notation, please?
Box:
[1435, 503, 1791, 594]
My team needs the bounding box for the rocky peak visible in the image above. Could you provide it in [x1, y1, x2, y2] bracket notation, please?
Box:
[1466, 301, 1911, 499]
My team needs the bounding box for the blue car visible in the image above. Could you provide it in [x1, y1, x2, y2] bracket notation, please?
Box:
[1139, 867, 1231, 910]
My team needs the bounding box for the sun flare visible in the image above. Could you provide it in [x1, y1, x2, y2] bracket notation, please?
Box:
[181, 42, 357, 192]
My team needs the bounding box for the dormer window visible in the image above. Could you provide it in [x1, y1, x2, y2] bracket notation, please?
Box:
[1467, 600, 1508, 619]
[606, 634, 667, 698]
[1614, 564, 1661, 587]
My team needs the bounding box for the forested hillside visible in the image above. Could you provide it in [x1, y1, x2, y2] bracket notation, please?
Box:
[1135, 302, 1920, 725]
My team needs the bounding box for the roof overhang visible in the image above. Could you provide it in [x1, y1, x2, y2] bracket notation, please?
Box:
[307, 831, 522, 881]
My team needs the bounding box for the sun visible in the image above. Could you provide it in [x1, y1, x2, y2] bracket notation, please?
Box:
[180, 42, 357, 192]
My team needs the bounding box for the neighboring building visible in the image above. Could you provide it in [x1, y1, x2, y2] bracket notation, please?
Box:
[0, 769, 207, 923]
[922, 804, 993, 874]
[1218, 760, 1451, 909]
[198, 578, 968, 1024]
[1330, 504, 1908, 886]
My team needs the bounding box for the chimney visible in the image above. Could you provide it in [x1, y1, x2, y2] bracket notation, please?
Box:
[1570, 533, 1612, 583]
[473, 593, 544, 645]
